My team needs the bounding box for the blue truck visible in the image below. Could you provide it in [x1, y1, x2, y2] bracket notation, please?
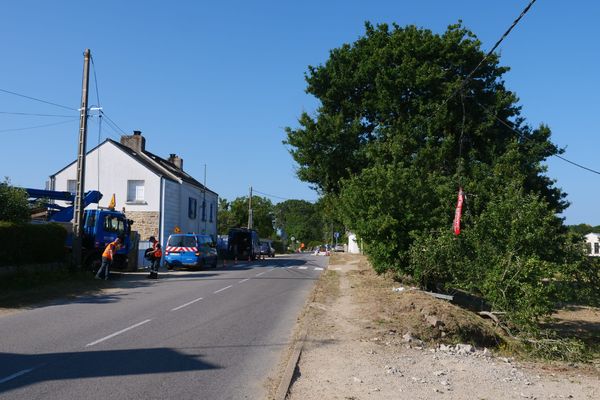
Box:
[24, 188, 133, 269]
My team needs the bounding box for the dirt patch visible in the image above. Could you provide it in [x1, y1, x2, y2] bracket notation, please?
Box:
[286, 254, 600, 400]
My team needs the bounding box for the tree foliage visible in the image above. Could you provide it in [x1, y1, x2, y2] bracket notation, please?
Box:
[274, 199, 324, 244]
[217, 196, 275, 238]
[285, 22, 596, 328]
[0, 178, 30, 223]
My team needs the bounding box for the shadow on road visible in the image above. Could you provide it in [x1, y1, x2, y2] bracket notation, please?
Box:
[0, 347, 220, 394]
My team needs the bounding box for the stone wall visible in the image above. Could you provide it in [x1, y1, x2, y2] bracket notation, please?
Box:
[126, 211, 160, 240]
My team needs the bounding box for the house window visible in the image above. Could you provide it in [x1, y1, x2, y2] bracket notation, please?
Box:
[127, 180, 145, 202]
[209, 202, 214, 223]
[202, 200, 206, 221]
[67, 179, 77, 195]
[587, 242, 592, 255]
[595, 242, 599, 255]
[188, 197, 197, 219]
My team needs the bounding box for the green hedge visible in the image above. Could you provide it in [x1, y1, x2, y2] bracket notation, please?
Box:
[0, 222, 68, 266]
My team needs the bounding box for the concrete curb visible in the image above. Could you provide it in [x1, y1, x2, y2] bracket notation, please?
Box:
[274, 329, 307, 400]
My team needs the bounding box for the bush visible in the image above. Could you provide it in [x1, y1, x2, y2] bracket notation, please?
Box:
[0, 222, 68, 266]
[0, 179, 30, 223]
[409, 183, 599, 331]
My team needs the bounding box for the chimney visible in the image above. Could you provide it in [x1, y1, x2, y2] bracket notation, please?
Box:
[168, 153, 183, 170]
[120, 130, 146, 153]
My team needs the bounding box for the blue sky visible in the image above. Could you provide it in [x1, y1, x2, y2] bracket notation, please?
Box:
[1, 1, 598, 224]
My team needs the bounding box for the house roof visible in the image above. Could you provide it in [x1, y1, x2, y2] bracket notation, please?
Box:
[50, 138, 218, 196]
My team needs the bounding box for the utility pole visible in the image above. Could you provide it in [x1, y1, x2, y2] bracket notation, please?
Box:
[203, 164, 207, 233]
[247, 186, 253, 229]
[72, 49, 91, 267]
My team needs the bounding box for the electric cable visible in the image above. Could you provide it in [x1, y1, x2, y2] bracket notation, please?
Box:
[0, 111, 76, 117]
[253, 189, 293, 201]
[0, 87, 77, 111]
[477, 101, 600, 176]
[0, 118, 79, 134]
[439, 0, 537, 109]
[99, 110, 127, 135]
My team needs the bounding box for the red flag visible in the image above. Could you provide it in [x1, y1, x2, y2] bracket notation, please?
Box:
[453, 187, 464, 235]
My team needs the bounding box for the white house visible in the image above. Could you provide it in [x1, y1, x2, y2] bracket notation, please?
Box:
[49, 131, 218, 249]
[347, 232, 361, 254]
[585, 233, 600, 257]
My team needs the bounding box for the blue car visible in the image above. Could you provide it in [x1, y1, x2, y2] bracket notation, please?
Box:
[164, 234, 218, 269]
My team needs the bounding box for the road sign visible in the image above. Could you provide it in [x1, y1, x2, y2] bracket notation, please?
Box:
[290, 236, 296, 242]
[334, 232, 340, 239]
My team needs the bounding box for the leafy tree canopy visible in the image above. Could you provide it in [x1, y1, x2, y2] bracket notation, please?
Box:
[274, 199, 324, 244]
[217, 196, 275, 238]
[284, 22, 595, 329]
[0, 178, 29, 223]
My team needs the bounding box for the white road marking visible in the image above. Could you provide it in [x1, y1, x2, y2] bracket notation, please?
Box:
[171, 297, 204, 311]
[255, 271, 266, 276]
[214, 285, 232, 294]
[286, 265, 294, 269]
[238, 278, 250, 283]
[0, 367, 37, 384]
[86, 319, 152, 347]
[298, 266, 308, 270]
[315, 267, 324, 271]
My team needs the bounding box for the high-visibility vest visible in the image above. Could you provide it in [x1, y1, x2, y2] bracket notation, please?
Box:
[102, 240, 119, 260]
[153, 242, 162, 258]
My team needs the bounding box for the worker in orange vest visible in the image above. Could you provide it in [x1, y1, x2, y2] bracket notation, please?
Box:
[147, 236, 162, 279]
[95, 236, 123, 280]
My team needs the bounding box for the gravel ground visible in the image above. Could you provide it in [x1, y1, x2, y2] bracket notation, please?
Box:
[286, 255, 600, 400]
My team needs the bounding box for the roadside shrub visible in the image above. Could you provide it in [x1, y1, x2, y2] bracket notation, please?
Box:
[409, 184, 597, 331]
[0, 179, 30, 223]
[0, 222, 67, 266]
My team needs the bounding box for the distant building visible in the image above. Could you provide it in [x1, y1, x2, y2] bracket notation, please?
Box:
[584, 233, 600, 257]
[347, 232, 361, 254]
[49, 131, 218, 249]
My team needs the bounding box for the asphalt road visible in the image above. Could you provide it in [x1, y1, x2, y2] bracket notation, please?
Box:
[0, 253, 327, 400]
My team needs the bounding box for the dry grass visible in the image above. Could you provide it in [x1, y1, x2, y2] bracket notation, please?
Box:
[345, 263, 505, 348]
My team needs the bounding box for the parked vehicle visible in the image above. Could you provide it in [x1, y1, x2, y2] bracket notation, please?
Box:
[228, 228, 260, 260]
[23, 188, 133, 269]
[334, 244, 345, 252]
[259, 241, 275, 257]
[164, 233, 217, 269]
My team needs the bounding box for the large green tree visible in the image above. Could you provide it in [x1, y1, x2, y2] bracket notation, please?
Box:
[0, 178, 29, 223]
[217, 196, 275, 238]
[274, 199, 324, 244]
[286, 22, 566, 268]
[284, 22, 596, 328]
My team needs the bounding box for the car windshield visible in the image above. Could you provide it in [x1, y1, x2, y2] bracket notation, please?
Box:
[197, 235, 213, 245]
[167, 235, 197, 247]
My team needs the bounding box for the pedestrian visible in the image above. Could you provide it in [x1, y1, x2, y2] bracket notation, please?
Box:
[96, 236, 123, 280]
[147, 236, 162, 279]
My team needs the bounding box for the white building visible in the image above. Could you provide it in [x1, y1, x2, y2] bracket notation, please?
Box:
[585, 233, 600, 257]
[49, 131, 218, 248]
[347, 232, 361, 254]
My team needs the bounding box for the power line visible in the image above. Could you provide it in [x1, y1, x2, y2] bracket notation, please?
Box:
[253, 189, 292, 201]
[99, 110, 127, 135]
[0, 118, 79, 134]
[439, 0, 537, 109]
[0, 111, 76, 117]
[0, 87, 77, 111]
[90, 55, 101, 108]
[477, 101, 600, 176]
